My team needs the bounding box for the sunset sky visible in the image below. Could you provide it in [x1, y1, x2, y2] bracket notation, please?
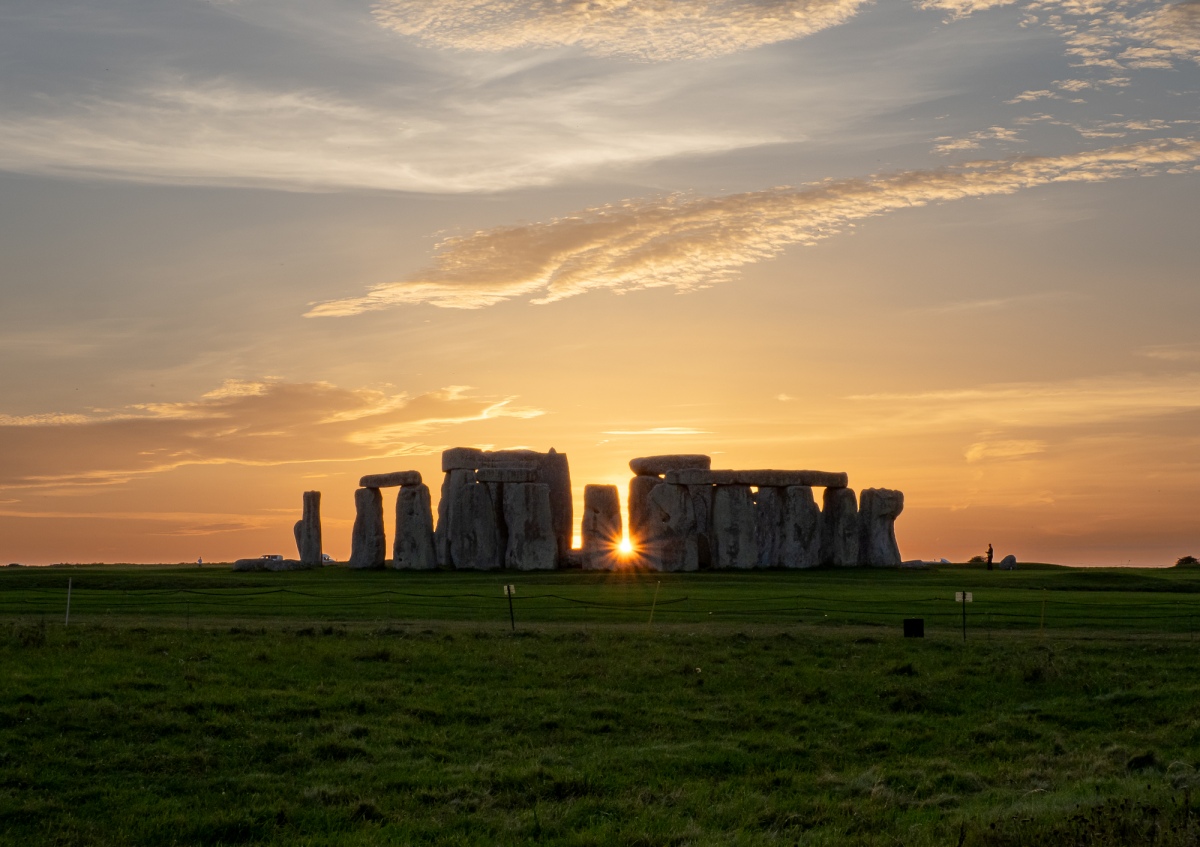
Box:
[2, 0, 1198, 565]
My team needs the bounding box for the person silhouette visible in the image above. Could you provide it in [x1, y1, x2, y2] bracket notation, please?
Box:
[986, 544, 993, 570]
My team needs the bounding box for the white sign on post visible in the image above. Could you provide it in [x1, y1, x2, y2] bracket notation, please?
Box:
[503, 584, 516, 597]
[955, 591, 973, 603]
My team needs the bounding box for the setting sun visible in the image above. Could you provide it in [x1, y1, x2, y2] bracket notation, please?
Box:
[618, 539, 633, 555]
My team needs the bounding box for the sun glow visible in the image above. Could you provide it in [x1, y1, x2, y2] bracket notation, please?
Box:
[618, 538, 633, 555]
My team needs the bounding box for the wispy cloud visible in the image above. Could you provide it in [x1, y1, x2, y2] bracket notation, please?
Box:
[847, 372, 1200, 429]
[373, 0, 871, 61]
[1137, 342, 1200, 361]
[965, 439, 1048, 462]
[0, 381, 543, 492]
[307, 138, 1200, 314]
[0, 78, 769, 194]
[602, 427, 711, 436]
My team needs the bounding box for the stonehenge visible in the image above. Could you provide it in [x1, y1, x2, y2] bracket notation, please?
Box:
[267, 448, 906, 574]
[394, 483, 437, 569]
[858, 488, 904, 567]
[581, 484, 622, 570]
[292, 490, 322, 567]
[349, 487, 386, 569]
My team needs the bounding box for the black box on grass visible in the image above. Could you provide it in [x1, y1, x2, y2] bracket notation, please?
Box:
[903, 618, 924, 638]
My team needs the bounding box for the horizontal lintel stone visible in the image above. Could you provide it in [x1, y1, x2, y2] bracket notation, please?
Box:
[629, 454, 711, 476]
[359, 471, 422, 488]
[475, 467, 537, 484]
[665, 469, 849, 489]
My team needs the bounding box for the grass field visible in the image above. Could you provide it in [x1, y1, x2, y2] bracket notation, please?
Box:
[4, 564, 1200, 845]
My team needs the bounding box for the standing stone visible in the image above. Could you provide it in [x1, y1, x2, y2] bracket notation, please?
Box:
[448, 482, 503, 570]
[297, 490, 322, 566]
[503, 483, 557, 570]
[687, 484, 715, 569]
[754, 487, 785, 567]
[581, 485, 622, 571]
[999, 554, 1017, 570]
[857, 488, 904, 566]
[646, 483, 699, 572]
[436, 468, 476, 566]
[781, 486, 822, 569]
[349, 487, 386, 569]
[712, 485, 758, 569]
[820, 487, 859, 567]
[539, 449, 573, 566]
[628, 474, 662, 554]
[293, 520, 304, 558]
[394, 483, 437, 570]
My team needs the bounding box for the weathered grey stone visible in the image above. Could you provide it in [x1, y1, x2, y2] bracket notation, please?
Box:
[781, 486, 821, 569]
[581, 484, 622, 571]
[349, 487, 386, 569]
[754, 487, 785, 567]
[820, 487, 859, 567]
[265, 557, 314, 572]
[503, 483, 556, 570]
[436, 469, 476, 566]
[645, 483, 699, 572]
[666, 469, 849, 488]
[298, 490, 322, 566]
[448, 482, 503, 570]
[629, 454, 711, 476]
[538, 449, 573, 566]
[475, 467, 537, 484]
[857, 488, 904, 567]
[712, 485, 758, 569]
[293, 520, 303, 558]
[393, 483, 437, 570]
[628, 474, 662, 553]
[442, 447, 485, 471]
[480, 449, 539, 468]
[234, 557, 315, 572]
[1000, 554, 1017, 570]
[687, 484, 715, 569]
[359, 471, 421, 488]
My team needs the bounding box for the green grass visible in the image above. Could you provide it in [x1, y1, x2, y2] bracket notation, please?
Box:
[4, 565, 1200, 844]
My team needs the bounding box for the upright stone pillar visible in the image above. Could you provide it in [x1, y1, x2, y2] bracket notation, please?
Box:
[820, 487, 859, 567]
[781, 485, 822, 569]
[296, 490, 322, 566]
[712, 485, 758, 569]
[436, 468, 476, 567]
[857, 488, 904, 566]
[503, 482, 557, 570]
[448, 482, 503, 570]
[628, 474, 662, 555]
[754, 487, 785, 567]
[539, 449, 573, 566]
[394, 483, 437, 569]
[687, 484, 715, 569]
[349, 487, 386, 569]
[581, 484, 622, 571]
[646, 483, 699, 572]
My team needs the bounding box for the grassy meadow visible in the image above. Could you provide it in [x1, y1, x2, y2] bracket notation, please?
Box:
[4, 563, 1200, 845]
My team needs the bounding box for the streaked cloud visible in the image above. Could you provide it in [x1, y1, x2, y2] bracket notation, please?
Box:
[0, 380, 543, 492]
[0, 77, 768, 194]
[847, 372, 1200, 429]
[373, 0, 872, 61]
[308, 138, 1200, 314]
[602, 427, 711, 436]
[965, 439, 1048, 462]
[1137, 342, 1200, 361]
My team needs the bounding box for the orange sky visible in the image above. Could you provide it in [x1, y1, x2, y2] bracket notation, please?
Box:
[1, 0, 1198, 565]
